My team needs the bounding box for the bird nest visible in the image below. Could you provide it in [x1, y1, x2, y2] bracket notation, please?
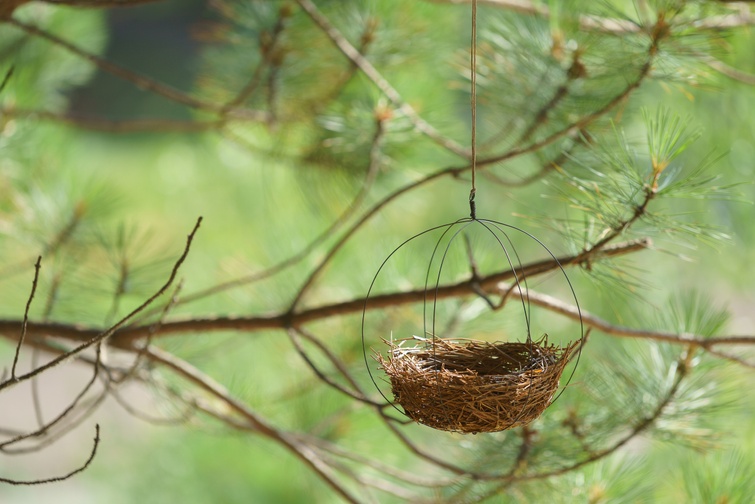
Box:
[377, 336, 580, 434]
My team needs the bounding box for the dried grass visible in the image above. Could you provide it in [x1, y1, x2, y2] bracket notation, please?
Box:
[377, 336, 579, 434]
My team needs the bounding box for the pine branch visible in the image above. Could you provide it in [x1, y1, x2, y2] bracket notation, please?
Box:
[0, 237, 647, 348]
[0, 107, 231, 133]
[143, 345, 362, 504]
[5, 18, 265, 122]
[476, 11, 663, 168]
[295, 0, 470, 159]
[509, 289, 755, 366]
[0, 218, 202, 392]
[42, 0, 164, 6]
[427, 0, 755, 33]
[159, 110, 387, 314]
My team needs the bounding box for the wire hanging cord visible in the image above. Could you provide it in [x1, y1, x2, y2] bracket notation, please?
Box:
[469, 0, 478, 220]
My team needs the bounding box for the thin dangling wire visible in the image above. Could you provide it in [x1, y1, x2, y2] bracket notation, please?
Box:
[469, 0, 478, 220]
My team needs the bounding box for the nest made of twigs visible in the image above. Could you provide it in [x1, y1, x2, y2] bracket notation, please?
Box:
[377, 336, 579, 434]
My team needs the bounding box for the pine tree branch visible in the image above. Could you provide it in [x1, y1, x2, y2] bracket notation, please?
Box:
[476, 14, 661, 168]
[0, 107, 232, 133]
[0, 218, 202, 392]
[510, 289, 755, 364]
[698, 54, 755, 85]
[41, 0, 164, 6]
[160, 111, 387, 314]
[295, 0, 471, 159]
[5, 18, 264, 122]
[467, 349, 692, 504]
[0, 237, 647, 347]
[221, 7, 290, 112]
[426, 0, 755, 33]
[143, 346, 361, 503]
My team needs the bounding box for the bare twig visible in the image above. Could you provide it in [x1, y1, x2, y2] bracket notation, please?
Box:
[164, 109, 387, 314]
[0, 65, 14, 94]
[1, 108, 231, 133]
[142, 346, 360, 503]
[287, 327, 379, 405]
[509, 288, 755, 363]
[11, 257, 41, 380]
[0, 424, 100, 485]
[114, 281, 183, 385]
[700, 54, 755, 86]
[0, 218, 202, 392]
[6, 19, 264, 119]
[0, 345, 102, 450]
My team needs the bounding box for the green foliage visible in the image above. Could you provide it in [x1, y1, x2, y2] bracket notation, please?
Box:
[680, 449, 755, 504]
[3, 5, 106, 110]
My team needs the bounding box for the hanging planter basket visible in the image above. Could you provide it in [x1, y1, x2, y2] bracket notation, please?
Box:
[362, 218, 584, 434]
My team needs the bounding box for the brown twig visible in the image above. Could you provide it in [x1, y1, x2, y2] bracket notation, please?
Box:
[6, 19, 247, 117]
[0, 65, 14, 94]
[1, 108, 231, 133]
[11, 257, 41, 380]
[42, 0, 164, 6]
[0, 345, 102, 450]
[142, 345, 360, 503]
[0, 217, 202, 392]
[145, 109, 387, 316]
[288, 327, 379, 405]
[509, 289, 755, 363]
[699, 54, 755, 86]
[116, 280, 183, 385]
[0, 424, 100, 485]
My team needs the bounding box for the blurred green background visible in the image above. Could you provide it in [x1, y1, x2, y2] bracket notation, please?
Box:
[1, 1, 755, 502]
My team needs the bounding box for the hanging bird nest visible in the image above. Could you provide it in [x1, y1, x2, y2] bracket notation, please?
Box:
[377, 336, 580, 433]
[362, 218, 584, 434]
